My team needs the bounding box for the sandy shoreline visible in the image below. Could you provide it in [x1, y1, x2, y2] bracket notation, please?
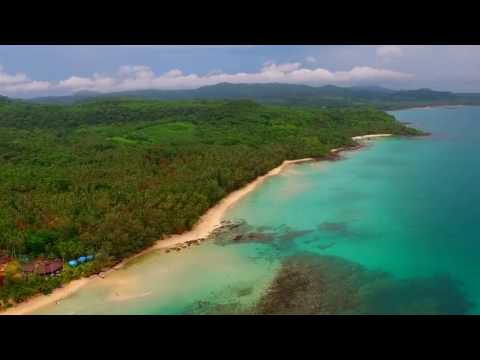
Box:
[151, 157, 315, 251]
[1, 133, 392, 315]
[351, 134, 392, 141]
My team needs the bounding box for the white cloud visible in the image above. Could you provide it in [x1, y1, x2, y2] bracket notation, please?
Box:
[0, 62, 413, 96]
[4, 81, 51, 93]
[0, 66, 29, 85]
[164, 69, 183, 78]
[376, 45, 403, 60]
[0, 65, 51, 94]
[262, 62, 303, 73]
[305, 56, 317, 64]
[58, 75, 116, 90]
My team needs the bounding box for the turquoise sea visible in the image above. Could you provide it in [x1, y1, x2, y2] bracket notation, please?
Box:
[34, 106, 480, 315]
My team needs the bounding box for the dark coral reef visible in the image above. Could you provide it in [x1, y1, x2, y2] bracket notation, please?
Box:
[183, 253, 474, 315]
[252, 254, 473, 315]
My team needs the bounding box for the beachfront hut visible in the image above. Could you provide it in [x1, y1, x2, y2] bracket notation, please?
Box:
[22, 259, 64, 277]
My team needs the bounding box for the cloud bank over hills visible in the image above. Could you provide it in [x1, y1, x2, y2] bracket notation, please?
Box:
[0, 62, 412, 97]
[2, 45, 480, 97]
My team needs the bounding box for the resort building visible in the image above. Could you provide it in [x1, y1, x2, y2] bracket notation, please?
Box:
[22, 259, 64, 277]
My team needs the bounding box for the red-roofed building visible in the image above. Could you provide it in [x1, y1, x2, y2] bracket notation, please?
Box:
[22, 259, 64, 277]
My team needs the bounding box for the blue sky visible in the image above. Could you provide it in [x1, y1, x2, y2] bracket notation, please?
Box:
[1, 45, 480, 97]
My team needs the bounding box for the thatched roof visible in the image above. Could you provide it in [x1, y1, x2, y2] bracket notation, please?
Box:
[22, 259, 64, 275]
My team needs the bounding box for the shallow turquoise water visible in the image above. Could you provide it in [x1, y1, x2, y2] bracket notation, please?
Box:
[35, 106, 480, 315]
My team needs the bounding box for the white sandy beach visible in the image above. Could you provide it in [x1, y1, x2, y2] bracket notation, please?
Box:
[1, 133, 392, 315]
[351, 134, 392, 141]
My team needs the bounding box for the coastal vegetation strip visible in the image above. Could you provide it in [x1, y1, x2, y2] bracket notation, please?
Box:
[0, 98, 423, 311]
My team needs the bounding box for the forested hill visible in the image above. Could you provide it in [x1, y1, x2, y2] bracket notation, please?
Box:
[0, 99, 421, 306]
[26, 83, 480, 109]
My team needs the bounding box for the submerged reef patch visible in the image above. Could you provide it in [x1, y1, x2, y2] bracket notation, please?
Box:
[181, 283, 257, 315]
[251, 254, 474, 315]
[203, 220, 474, 314]
[181, 253, 474, 315]
[251, 254, 364, 314]
[212, 219, 313, 250]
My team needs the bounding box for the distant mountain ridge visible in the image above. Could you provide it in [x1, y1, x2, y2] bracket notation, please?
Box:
[349, 85, 396, 93]
[12, 83, 480, 109]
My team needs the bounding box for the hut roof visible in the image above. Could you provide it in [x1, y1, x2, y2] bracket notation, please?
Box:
[22, 259, 64, 275]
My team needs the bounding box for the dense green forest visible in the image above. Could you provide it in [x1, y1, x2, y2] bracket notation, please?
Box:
[0, 98, 421, 307]
[29, 83, 480, 109]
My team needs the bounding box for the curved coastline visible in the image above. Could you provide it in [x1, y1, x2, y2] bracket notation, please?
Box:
[1, 134, 391, 315]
